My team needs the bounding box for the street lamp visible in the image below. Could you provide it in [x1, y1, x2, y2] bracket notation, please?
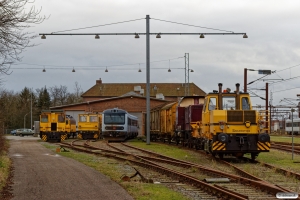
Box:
[24, 113, 29, 129]
[40, 15, 247, 145]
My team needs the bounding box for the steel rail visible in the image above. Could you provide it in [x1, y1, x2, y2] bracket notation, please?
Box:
[60, 142, 247, 200]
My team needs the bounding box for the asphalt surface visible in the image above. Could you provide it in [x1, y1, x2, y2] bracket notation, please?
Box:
[6, 136, 134, 200]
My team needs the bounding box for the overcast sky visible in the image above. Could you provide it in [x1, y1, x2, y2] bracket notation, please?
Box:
[2, 0, 300, 108]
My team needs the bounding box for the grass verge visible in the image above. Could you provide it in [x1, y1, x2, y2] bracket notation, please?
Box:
[42, 143, 189, 200]
[0, 138, 11, 198]
[270, 135, 300, 144]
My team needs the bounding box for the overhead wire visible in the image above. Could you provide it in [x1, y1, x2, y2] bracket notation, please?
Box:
[51, 18, 145, 33]
[151, 18, 234, 33]
[11, 56, 185, 70]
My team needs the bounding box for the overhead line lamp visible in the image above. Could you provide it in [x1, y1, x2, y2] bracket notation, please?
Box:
[41, 34, 46, 39]
[168, 68, 171, 72]
[156, 33, 161, 38]
[105, 67, 108, 72]
[95, 34, 100, 39]
[135, 33, 139, 39]
[72, 68, 75, 72]
[243, 33, 248, 38]
[200, 34, 205, 38]
[42, 67, 46, 72]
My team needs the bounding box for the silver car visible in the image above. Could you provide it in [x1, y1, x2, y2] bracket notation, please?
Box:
[16, 129, 34, 137]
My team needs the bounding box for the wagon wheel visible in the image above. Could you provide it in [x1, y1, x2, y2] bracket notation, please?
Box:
[218, 153, 224, 159]
[251, 153, 258, 160]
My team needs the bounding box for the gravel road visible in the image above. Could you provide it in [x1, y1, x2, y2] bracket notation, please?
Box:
[7, 136, 134, 200]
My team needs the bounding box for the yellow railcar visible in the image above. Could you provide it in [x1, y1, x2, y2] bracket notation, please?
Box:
[200, 83, 270, 159]
[77, 113, 102, 140]
[39, 110, 76, 142]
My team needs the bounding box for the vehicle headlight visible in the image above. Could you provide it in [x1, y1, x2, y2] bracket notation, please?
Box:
[218, 133, 228, 143]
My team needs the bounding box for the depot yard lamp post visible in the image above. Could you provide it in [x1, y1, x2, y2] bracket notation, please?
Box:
[24, 113, 29, 129]
[245, 69, 273, 133]
[40, 15, 247, 145]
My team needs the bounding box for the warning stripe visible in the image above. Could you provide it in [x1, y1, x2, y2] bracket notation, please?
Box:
[78, 134, 82, 139]
[42, 135, 47, 141]
[257, 142, 270, 150]
[61, 134, 67, 141]
[212, 141, 226, 151]
[94, 134, 99, 139]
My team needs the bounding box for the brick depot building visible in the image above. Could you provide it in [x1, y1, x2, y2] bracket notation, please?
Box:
[50, 79, 206, 136]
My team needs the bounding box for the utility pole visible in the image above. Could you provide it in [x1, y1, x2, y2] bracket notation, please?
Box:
[265, 82, 269, 134]
[184, 53, 189, 96]
[291, 108, 295, 160]
[31, 88, 33, 130]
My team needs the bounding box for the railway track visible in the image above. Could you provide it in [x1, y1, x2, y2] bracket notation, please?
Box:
[60, 140, 298, 199]
[155, 140, 300, 193]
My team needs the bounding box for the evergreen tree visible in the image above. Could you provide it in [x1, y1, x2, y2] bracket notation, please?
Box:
[37, 86, 51, 111]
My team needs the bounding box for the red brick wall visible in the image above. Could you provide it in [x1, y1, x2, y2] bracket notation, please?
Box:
[59, 97, 168, 137]
[68, 97, 165, 112]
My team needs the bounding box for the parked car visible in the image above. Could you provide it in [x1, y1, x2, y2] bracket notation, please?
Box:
[10, 130, 17, 135]
[16, 129, 34, 137]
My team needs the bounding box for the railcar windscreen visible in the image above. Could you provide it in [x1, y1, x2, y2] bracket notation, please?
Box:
[104, 114, 125, 124]
[286, 122, 300, 127]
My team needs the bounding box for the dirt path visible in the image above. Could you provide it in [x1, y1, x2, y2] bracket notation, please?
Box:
[7, 136, 133, 200]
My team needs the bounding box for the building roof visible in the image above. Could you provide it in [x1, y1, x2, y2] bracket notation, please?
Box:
[81, 79, 206, 98]
[50, 94, 168, 109]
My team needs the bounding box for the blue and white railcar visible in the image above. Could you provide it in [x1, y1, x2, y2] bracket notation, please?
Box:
[285, 118, 300, 135]
[102, 108, 138, 141]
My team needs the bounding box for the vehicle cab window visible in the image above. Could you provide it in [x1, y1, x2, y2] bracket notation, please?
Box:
[89, 116, 97, 122]
[41, 115, 48, 122]
[223, 96, 236, 110]
[208, 97, 216, 111]
[242, 97, 250, 110]
[79, 116, 87, 122]
[58, 115, 65, 123]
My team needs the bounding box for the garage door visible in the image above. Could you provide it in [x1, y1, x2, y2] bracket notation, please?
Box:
[65, 110, 85, 130]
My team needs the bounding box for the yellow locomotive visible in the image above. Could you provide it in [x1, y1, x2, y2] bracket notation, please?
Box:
[39, 110, 76, 142]
[200, 83, 270, 159]
[150, 83, 270, 159]
[77, 113, 102, 140]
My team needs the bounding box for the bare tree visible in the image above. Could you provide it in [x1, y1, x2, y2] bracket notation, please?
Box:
[49, 85, 69, 106]
[73, 81, 83, 102]
[0, 0, 46, 76]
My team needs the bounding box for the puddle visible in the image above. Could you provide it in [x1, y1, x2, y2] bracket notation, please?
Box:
[43, 153, 61, 157]
[11, 153, 24, 157]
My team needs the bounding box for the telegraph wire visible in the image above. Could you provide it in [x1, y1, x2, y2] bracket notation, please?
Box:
[51, 18, 145, 33]
[273, 86, 300, 93]
[151, 18, 234, 33]
[11, 56, 184, 69]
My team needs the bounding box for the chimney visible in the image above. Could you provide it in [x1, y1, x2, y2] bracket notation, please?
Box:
[96, 78, 102, 84]
[236, 83, 240, 110]
[218, 83, 223, 110]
